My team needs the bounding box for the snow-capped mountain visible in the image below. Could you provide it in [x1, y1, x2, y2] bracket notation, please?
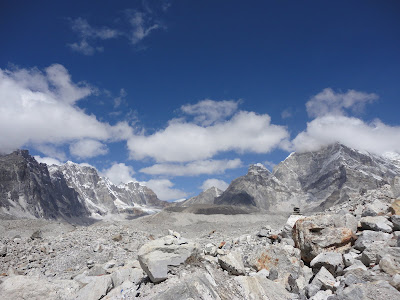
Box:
[0, 150, 166, 221]
[49, 161, 167, 218]
[216, 143, 400, 212]
[0, 150, 89, 220]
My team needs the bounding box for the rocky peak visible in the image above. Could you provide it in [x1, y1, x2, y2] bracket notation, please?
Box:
[181, 186, 223, 206]
[217, 143, 400, 212]
[248, 163, 271, 176]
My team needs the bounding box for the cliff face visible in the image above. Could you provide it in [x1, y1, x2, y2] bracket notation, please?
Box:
[0, 150, 88, 220]
[0, 150, 166, 221]
[216, 144, 400, 212]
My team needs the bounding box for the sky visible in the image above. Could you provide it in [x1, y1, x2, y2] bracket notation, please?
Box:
[1, 1, 400, 201]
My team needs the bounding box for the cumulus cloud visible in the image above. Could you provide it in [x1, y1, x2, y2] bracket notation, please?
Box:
[140, 158, 242, 176]
[128, 109, 289, 162]
[144, 179, 187, 201]
[181, 99, 240, 126]
[293, 115, 400, 155]
[0, 64, 128, 155]
[70, 139, 108, 159]
[34, 156, 63, 166]
[101, 163, 136, 185]
[306, 88, 378, 118]
[200, 179, 229, 191]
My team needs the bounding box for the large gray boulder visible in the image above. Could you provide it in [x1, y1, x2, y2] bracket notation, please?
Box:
[75, 275, 113, 300]
[310, 252, 344, 276]
[247, 244, 302, 281]
[137, 235, 198, 283]
[235, 276, 295, 300]
[311, 266, 336, 291]
[292, 214, 357, 262]
[218, 251, 245, 275]
[354, 230, 392, 251]
[0, 275, 80, 300]
[360, 216, 393, 233]
[336, 280, 400, 300]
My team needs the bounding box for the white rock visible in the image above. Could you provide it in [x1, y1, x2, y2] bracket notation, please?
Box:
[218, 251, 245, 275]
[360, 216, 393, 233]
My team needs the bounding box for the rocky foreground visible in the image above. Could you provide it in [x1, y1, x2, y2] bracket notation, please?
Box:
[1, 187, 400, 299]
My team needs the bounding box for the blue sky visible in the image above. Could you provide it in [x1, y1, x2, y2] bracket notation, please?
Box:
[1, 1, 400, 200]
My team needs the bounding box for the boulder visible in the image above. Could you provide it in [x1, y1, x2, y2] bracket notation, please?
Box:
[311, 266, 336, 291]
[110, 267, 144, 287]
[391, 215, 400, 231]
[310, 252, 344, 276]
[204, 243, 217, 256]
[379, 254, 400, 276]
[343, 252, 358, 267]
[218, 251, 245, 275]
[354, 230, 392, 251]
[235, 276, 295, 300]
[0, 243, 7, 257]
[336, 280, 400, 300]
[343, 260, 369, 278]
[247, 244, 302, 281]
[390, 199, 400, 215]
[310, 290, 332, 300]
[292, 214, 357, 262]
[75, 275, 113, 300]
[281, 214, 305, 239]
[390, 273, 400, 291]
[361, 200, 389, 217]
[0, 275, 80, 300]
[360, 216, 393, 233]
[360, 241, 387, 266]
[152, 271, 236, 300]
[137, 235, 198, 283]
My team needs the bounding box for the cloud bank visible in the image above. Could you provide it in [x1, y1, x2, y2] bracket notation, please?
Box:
[293, 88, 400, 156]
[140, 158, 242, 176]
[128, 103, 290, 163]
[0, 64, 128, 156]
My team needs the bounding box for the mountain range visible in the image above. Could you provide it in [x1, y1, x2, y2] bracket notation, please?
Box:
[0, 150, 166, 222]
[1, 143, 400, 221]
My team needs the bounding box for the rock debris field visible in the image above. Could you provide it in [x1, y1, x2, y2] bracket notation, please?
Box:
[1, 196, 400, 300]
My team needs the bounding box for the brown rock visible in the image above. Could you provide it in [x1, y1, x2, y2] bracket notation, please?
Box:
[390, 200, 400, 215]
[293, 214, 357, 263]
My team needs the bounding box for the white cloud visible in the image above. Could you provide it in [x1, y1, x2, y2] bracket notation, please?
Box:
[140, 158, 242, 176]
[101, 163, 136, 185]
[200, 179, 229, 192]
[128, 109, 289, 162]
[181, 99, 240, 126]
[306, 88, 378, 118]
[70, 139, 108, 159]
[292, 115, 400, 155]
[281, 108, 292, 119]
[144, 179, 187, 201]
[69, 40, 101, 56]
[0, 64, 127, 155]
[114, 88, 127, 108]
[68, 18, 120, 55]
[34, 156, 62, 166]
[127, 10, 161, 45]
